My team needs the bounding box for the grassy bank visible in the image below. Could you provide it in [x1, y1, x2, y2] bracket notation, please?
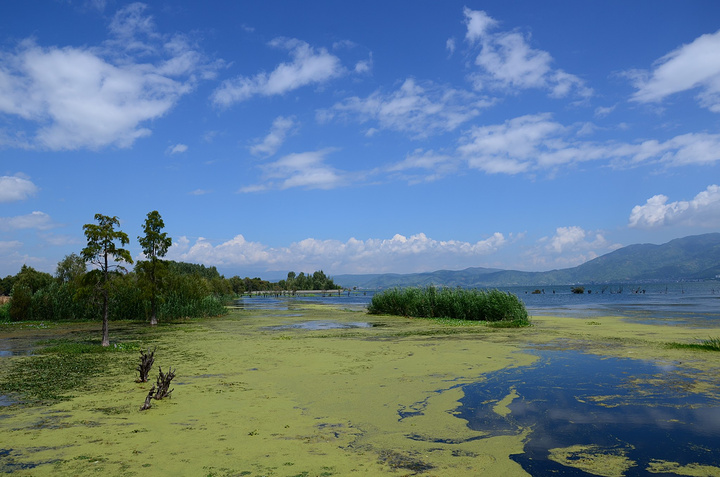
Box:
[1, 305, 720, 476]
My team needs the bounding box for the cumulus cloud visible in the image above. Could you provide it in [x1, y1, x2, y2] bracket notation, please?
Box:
[167, 232, 507, 274]
[319, 78, 493, 138]
[629, 185, 720, 228]
[0, 3, 216, 151]
[457, 113, 567, 173]
[240, 148, 346, 192]
[250, 116, 297, 157]
[463, 8, 592, 98]
[212, 38, 345, 106]
[0, 175, 38, 202]
[630, 30, 720, 112]
[531, 226, 620, 269]
[0, 211, 55, 231]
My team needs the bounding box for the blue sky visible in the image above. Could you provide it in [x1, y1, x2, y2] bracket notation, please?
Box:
[2, 1, 720, 278]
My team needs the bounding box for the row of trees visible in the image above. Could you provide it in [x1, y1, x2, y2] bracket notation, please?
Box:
[0, 210, 342, 346]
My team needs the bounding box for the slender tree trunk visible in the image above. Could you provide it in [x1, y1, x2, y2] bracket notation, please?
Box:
[102, 250, 110, 347]
[150, 263, 158, 326]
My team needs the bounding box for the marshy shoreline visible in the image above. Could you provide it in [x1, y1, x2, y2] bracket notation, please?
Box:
[1, 303, 720, 476]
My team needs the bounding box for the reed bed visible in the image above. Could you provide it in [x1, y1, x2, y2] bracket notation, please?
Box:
[367, 286, 529, 325]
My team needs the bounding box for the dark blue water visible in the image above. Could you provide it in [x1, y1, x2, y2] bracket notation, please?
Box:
[457, 350, 720, 475]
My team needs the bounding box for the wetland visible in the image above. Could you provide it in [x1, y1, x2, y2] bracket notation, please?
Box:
[1, 299, 720, 476]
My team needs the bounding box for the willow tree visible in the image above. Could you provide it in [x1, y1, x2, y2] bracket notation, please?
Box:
[137, 210, 172, 325]
[81, 214, 133, 347]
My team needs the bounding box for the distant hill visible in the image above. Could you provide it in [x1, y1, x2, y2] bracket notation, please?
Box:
[334, 233, 720, 288]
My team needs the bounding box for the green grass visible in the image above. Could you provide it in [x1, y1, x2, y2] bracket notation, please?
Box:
[666, 337, 720, 352]
[0, 337, 141, 405]
[40, 338, 140, 354]
[367, 286, 529, 325]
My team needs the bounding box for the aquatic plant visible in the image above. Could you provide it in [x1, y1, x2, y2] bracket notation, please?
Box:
[666, 337, 720, 352]
[367, 286, 529, 324]
[0, 302, 9, 322]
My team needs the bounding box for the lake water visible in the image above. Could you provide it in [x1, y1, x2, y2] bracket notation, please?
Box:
[238, 281, 720, 475]
[237, 280, 720, 325]
[458, 349, 720, 475]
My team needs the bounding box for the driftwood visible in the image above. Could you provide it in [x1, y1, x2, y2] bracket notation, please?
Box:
[136, 348, 155, 383]
[140, 385, 155, 411]
[154, 366, 175, 400]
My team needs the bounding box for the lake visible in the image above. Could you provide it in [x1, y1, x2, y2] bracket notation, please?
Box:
[236, 281, 720, 475]
[237, 280, 720, 325]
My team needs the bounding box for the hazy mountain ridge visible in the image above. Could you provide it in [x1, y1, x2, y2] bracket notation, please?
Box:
[334, 233, 720, 288]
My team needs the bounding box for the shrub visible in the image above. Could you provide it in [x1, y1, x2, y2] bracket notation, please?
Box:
[368, 286, 529, 324]
[0, 302, 10, 322]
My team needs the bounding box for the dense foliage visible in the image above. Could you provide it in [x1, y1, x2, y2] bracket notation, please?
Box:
[0, 262, 343, 323]
[0, 263, 228, 323]
[367, 286, 529, 325]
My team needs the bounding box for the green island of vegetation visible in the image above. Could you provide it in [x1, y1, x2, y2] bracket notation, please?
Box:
[368, 286, 530, 327]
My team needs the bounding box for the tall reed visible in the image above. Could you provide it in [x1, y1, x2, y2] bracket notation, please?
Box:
[367, 286, 529, 324]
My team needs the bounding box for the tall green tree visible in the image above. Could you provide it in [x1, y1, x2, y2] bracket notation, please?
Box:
[81, 214, 133, 346]
[55, 253, 87, 284]
[137, 210, 172, 325]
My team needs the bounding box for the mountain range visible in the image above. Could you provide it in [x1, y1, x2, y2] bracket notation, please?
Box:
[333, 233, 720, 288]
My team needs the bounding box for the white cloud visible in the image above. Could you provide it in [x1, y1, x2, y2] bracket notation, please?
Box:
[0, 3, 216, 151]
[250, 116, 297, 157]
[241, 148, 346, 192]
[531, 226, 620, 269]
[463, 8, 591, 98]
[385, 149, 458, 184]
[0, 211, 55, 231]
[0, 175, 38, 202]
[457, 113, 720, 175]
[319, 78, 493, 138]
[167, 143, 188, 155]
[594, 105, 615, 118]
[464, 8, 497, 43]
[212, 38, 345, 106]
[458, 113, 566, 173]
[630, 30, 720, 112]
[446, 38, 456, 55]
[190, 189, 211, 196]
[354, 52, 373, 74]
[0, 240, 22, 253]
[167, 232, 507, 274]
[629, 185, 720, 228]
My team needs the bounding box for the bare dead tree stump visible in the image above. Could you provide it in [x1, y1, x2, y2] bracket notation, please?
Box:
[154, 366, 175, 400]
[136, 348, 155, 383]
[140, 385, 155, 411]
